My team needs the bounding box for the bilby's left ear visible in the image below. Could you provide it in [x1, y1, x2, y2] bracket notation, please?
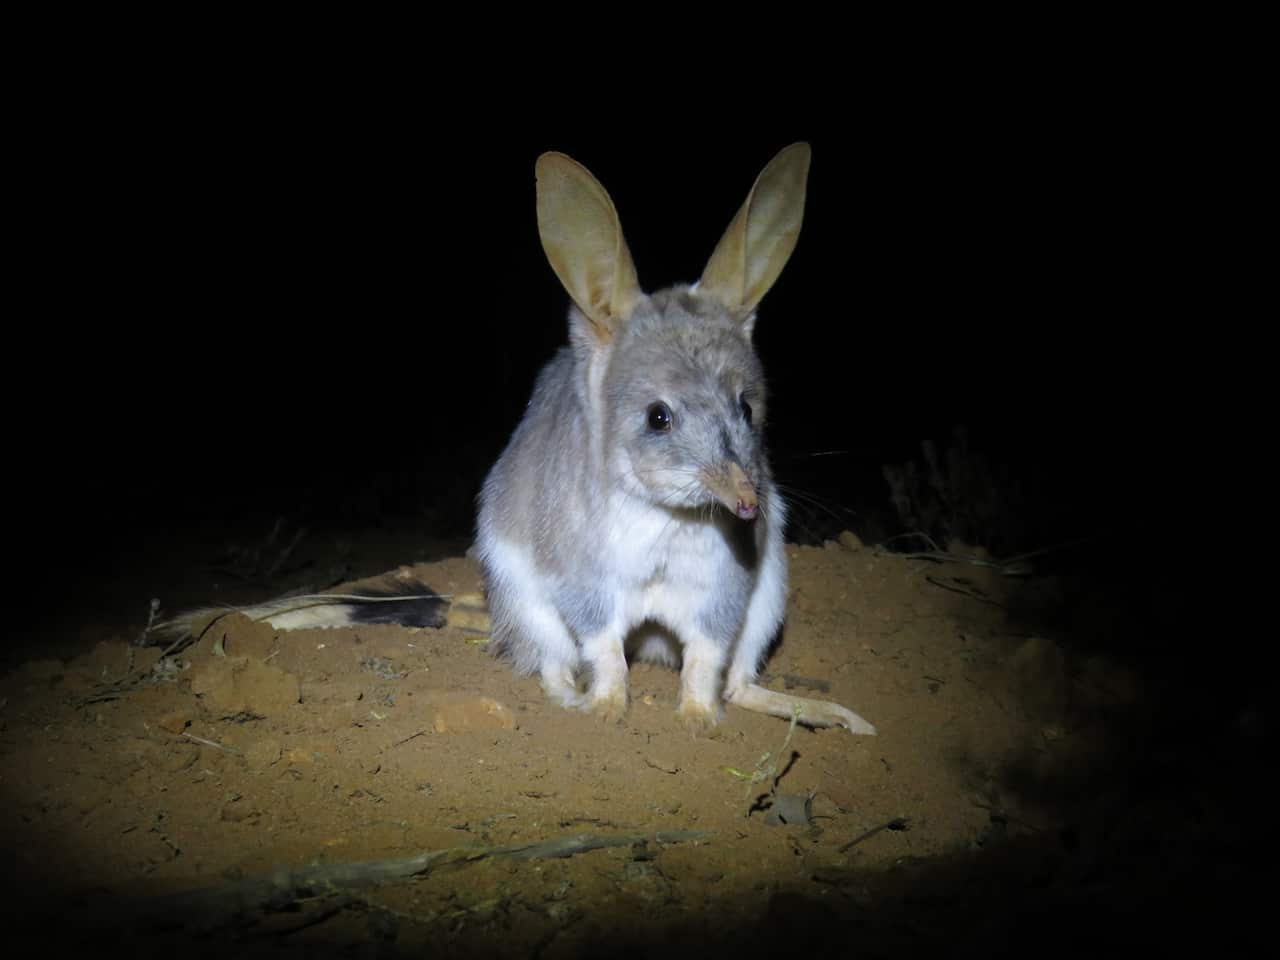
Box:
[698, 142, 811, 324]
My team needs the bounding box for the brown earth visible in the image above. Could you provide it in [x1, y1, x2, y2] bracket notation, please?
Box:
[0, 530, 1259, 957]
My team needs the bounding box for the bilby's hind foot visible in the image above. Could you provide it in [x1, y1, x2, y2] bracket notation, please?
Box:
[727, 683, 876, 735]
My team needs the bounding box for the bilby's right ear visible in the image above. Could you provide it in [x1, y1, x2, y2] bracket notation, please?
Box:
[535, 152, 642, 343]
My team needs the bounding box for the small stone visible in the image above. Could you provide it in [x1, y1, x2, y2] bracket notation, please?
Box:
[220, 799, 258, 823]
[189, 657, 301, 718]
[432, 696, 517, 733]
[838, 530, 864, 551]
[155, 710, 191, 735]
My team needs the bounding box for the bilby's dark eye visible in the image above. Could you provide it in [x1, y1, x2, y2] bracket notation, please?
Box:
[739, 393, 753, 425]
[647, 402, 672, 432]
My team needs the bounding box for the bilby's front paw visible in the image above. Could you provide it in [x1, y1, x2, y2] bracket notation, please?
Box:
[675, 698, 723, 735]
[586, 685, 628, 725]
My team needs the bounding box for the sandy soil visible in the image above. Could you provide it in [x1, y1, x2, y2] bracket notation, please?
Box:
[0, 530, 1260, 957]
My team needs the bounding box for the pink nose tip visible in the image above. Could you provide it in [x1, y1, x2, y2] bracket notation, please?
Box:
[736, 499, 758, 520]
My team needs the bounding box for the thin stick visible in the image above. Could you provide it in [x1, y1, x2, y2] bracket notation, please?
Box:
[838, 816, 911, 853]
[127, 829, 712, 931]
[182, 732, 242, 755]
[873, 534, 1099, 576]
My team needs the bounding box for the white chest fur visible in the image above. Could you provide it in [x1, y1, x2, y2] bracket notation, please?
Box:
[602, 490, 753, 631]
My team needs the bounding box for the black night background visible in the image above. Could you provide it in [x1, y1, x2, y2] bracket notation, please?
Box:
[22, 112, 1185, 624]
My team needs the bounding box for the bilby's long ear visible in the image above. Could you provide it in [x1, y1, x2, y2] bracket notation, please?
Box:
[535, 152, 642, 342]
[698, 142, 811, 322]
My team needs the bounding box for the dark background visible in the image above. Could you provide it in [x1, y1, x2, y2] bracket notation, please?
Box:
[15, 74, 1209, 654]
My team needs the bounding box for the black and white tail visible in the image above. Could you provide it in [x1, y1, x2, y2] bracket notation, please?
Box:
[153, 574, 451, 641]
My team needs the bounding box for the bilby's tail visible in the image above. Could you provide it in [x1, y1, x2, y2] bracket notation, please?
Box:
[153, 573, 461, 641]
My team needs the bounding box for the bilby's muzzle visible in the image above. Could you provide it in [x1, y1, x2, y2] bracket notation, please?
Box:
[704, 461, 758, 520]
